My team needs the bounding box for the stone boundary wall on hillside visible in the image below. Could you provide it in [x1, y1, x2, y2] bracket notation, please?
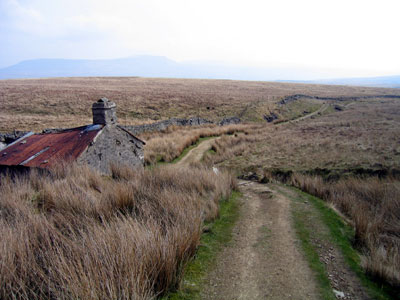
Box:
[278, 94, 400, 105]
[122, 116, 241, 135]
[122, 117, 213, 135]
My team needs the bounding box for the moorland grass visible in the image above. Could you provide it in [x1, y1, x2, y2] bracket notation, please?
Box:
[1, 77, 398, 131]
[0, 163, 237, 300]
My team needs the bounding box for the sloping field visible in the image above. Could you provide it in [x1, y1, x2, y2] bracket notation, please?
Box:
[214, 97, 400, 174]
[1, 77, 400, 131]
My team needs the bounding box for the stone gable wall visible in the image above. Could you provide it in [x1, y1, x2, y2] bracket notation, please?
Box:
[78, 125, 144, 174]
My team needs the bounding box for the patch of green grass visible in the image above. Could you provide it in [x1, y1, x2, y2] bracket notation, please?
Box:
[163, 191, 241, 300]
[253, 225, 271, 249]
[278, 99, 322, 120]
[129, 111, 144, 118]
[286, 185, 395, 300]
[206, 148, 216, 155]
[322, 105, 336, 115]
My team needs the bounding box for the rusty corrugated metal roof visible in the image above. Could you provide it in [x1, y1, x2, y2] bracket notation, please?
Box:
[0, 125, 103, 168]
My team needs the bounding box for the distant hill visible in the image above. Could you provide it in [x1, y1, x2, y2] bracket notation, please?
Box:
[0, 56, 288, 80]
[0, 56, 399, 88]
[0, 56, 182, 79]
[0, 56, 339, 82]
[309, 76, 400, 88]
[279, 76, 400, 88]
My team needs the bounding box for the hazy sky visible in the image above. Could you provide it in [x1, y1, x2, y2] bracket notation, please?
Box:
[1, 0, 399, 78]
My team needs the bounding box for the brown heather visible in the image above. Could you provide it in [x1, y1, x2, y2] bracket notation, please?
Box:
[0, 163, 236, 299]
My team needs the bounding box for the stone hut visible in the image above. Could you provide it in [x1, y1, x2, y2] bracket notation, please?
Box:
[0, 98, 145, 174]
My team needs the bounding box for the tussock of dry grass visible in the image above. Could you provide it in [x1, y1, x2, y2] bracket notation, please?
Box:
[290, 174, 400, 286]
[0, 163, 236, 299]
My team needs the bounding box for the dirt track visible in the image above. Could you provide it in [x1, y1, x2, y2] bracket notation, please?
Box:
[201, 181, 320, 300]
[177, 137, 369, 299]
[176, 138, 319, 299]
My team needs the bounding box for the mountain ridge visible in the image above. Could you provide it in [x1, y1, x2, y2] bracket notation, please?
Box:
[0, 56, 399, 88]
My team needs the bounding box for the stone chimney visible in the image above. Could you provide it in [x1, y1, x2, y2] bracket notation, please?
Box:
[92, 98, 117, 125]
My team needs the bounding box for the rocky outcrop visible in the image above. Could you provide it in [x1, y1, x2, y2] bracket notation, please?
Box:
[263, 112, 279, 123]
[219, 116, 241, 126]
[333, 105, 344, 111]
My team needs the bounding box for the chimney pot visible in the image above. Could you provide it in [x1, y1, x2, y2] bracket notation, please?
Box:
[92, 98, 117, 125]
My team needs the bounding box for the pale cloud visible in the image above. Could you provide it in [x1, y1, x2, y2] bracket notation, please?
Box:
[1, 0, 400, 77]
[0, 0, 43, 30]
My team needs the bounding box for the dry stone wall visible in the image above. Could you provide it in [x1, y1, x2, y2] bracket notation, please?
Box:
[278, 94, 400, 105]
[122, 117, 214, 135]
